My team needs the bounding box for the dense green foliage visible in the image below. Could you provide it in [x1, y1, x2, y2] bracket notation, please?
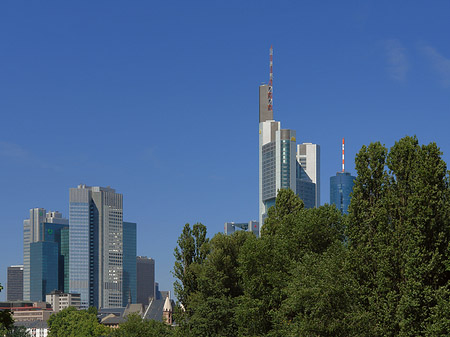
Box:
[47, 307, 111, 337]
[172, 136, 450, 336]
[110, 313, 172, 337]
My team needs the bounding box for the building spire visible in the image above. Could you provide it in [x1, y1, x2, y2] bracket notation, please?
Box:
[268, 46, 273, 112]
[342, 138, 345, 172]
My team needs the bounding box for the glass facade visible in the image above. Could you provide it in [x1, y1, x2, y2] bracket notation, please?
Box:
[30, 241, 59, 301]
[330, 172, 356, 214]
[122, 222, 137, 306]
[69, 185, 124, 309]
[280, 140, 291, 190]
[69, 201, 91, 308]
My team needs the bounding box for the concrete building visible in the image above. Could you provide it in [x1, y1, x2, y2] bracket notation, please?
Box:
[23, 210, 68, 301]
[297, 143, 320, 208]
[69, 185, 124, 309]
[136, 257, 155, 305]
[224, 221, 259, 236]
[7, 265, 23, 301]
[46, 290, 81, 312]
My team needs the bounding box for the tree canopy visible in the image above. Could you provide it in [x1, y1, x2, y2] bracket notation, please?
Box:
[171, 136, 450, 336]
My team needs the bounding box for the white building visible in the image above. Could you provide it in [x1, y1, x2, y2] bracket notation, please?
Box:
[297, 143, 320, 208]
[46, 290, 81, 312]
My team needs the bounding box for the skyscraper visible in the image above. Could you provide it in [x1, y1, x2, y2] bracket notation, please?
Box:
[297, 143, 320, 208]
[7, 265, 23, 301]
[69, 185, 123, 309]
[30, 241, 59, 301]
[23, 209, 68, 301]
[122, 221, 137, 306]
[330, 139, 356, 214]
[258, 47, 320, 228]
[136, 256, 155, 305]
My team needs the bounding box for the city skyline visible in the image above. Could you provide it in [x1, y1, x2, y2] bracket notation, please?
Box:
[2, 1, 450, 300]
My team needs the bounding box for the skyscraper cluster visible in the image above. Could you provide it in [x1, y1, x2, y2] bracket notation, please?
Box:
[226, 47, 356, 236]
[7, 185, 158, 310]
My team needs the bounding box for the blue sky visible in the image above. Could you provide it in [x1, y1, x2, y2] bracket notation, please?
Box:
[1, 0, 450, 300]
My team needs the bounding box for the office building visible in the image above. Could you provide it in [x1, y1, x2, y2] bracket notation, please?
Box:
[258, 47, 320, 228]
[136, 256, 155, 305]
[46, 290, 81, 312]
[23, 209, 68, 301]
[7, 265, 23, 301]
[330, 139, 356, 214]
[297, 143, 320, 208]
[224, 221, 259, 236]
[30, 241, 59, 302]
[122, 222, 137, 306]
[69, 185, 123, 309]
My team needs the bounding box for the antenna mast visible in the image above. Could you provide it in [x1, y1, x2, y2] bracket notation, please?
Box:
[342, 138, 345, 172]
[268, 46, 273, 112]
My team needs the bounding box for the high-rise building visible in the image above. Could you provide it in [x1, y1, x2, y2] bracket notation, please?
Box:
[123, 222, 137, 306]
[7, 265, 23, 301]
[69, 185, 123, 309]
[30, 241, 59, 301]
[258, 47, 320, 228]
[297, 143, 320, 208]
[23, 209, 68, 301]
[136, 256, 155, 305]
[330, 138, 356, 214]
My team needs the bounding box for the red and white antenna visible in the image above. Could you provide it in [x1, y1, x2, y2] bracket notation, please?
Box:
[342, 138, 345, 172]
[268, 45, 273, 112]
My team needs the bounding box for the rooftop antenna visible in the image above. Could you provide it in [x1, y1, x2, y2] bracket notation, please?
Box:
[268, 46, 273, 112]
[342, 138, 345, 172]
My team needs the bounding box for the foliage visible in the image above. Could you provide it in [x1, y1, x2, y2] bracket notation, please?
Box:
[110, 313, 173, 337]
[173, 223, 209, 310]
[3, 325, 30, 337]
[170, 136, 450, 336]
[47, 307, 110, 337]
[0, 310, 14, 331]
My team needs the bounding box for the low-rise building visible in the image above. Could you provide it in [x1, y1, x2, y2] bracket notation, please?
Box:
[46, 290, 81, 312]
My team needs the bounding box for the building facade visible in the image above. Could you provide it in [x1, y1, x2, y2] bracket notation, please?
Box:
[46, 290, 81, 312]
[136, 256, 155, 305]
[122, 222, 137, 306]
[258, 48, 321, 230]
[330, 172, 355, 214]
[296, 143, 320, 208]
[23, 209, 68, 301]
[69, 185, 124, 309]
[224, 221, 259, 236]
[7, 265, 23, 301]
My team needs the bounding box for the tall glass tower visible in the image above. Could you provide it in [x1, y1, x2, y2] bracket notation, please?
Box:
[330, 139, 356, 214]
[122, 221, 137, 306]
[69, 185, 124, 309]
[23, 209, 68, 301]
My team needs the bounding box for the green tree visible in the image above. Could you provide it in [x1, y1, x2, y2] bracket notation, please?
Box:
[178, 231, 252, 336]
[348, 136, 450, 336]
[237, 190, 345, 336]
[173, 223, 209, 310]
[0, 310, 14, 331]
[110, 313, 173, 337]
[47, 307, 111, 337]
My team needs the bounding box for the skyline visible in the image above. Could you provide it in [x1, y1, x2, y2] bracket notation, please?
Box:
[2, 1, 450, 300]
